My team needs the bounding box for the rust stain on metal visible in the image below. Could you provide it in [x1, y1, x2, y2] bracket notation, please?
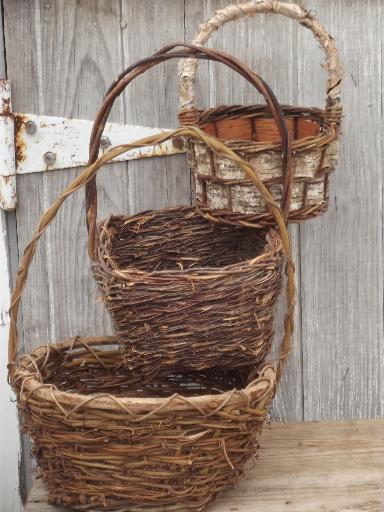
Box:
[1, 97, 11, 116]
[0, 79, 11, 115]
[171, 137, 184, 150]
[0, 79, 8, 92]
[14, 114, 28, 165]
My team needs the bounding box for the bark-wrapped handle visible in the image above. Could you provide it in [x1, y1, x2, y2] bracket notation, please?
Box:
[86, 44, 292, 261]
[8, 127, 295, 386]
[178, 1, 342, 112]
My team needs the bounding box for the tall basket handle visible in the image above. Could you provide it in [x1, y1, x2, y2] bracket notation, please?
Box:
[8, 127, 295, 386]
[85, 44, 292, 262]
[178, 1, 342, 112]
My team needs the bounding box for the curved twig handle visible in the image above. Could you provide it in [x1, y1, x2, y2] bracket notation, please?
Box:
[8, 127, 295, 385]
[86, 44, 292, 262]
[178, 1, 342, 112]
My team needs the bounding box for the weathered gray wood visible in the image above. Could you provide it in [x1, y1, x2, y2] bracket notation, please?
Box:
[0, 2, 23, 509]
[3, 0, 43, 501]
[184, 0, 303, 421]
[298, 0, 384, 420]
[119, 0, 190, 214]
[4, 0, 50, 351]
[4, 0, 191, 342]
[0, 215, 22, 512]
[25, 420, 384, 512]
[35, 0, 128, 341]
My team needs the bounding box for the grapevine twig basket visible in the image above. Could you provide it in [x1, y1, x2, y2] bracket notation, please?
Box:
[9, 126, 295, 510]
[86, 44, 293, 379]
[178, 1, 343, 227]
[94, 206, 283, 377]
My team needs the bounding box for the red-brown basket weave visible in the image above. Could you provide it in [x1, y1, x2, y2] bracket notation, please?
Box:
[86, 44, 293, 380]
[178, 1, 343, 227]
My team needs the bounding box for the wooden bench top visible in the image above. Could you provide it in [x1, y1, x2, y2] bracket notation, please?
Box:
[25, 420, 384, 512]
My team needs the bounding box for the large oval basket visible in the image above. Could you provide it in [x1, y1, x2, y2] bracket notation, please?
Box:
[8, 127, 295, 511]
[178, 1, 343, 227]
[85, 44, 293, 379]
[13, 337, 277, 511]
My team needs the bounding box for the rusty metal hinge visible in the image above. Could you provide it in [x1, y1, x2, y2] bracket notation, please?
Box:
[0, 79, 185, 210]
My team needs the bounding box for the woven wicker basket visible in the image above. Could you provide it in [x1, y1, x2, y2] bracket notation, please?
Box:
[93, 206, 282, 379]
[86, 45, 292, 379]
[178, 1, 343, 227]
[9, 128, 295, 511]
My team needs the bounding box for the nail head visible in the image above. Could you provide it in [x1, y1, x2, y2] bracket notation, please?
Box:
[44, 151, 56, 166]
[172, 137, 184, 150]
[100, 136, 111, 149]
[25, 121, 37, 135]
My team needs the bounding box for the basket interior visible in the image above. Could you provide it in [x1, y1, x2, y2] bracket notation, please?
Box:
[199, 109, 321, 143]
[103, 208, 270, 272]
[38, 341, 252, 398]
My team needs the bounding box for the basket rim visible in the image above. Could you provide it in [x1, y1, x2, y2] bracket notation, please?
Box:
[95, 206, 283, 280]
[12, 336, 277, 416]
[192, 104, 339, 153]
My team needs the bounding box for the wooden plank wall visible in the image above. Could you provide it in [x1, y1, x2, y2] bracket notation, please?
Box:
[3, 0, 383, 449]
[0, 2, 23, 508]
[297, 0, 384, 421]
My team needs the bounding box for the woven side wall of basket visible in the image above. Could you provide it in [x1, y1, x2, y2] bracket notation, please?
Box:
[8, 126, 295, 511]
[178, 1, 343, 227]
[13, 337, 277, 511]
[92, 206, 283, 379]
[85, 45, 292, 379]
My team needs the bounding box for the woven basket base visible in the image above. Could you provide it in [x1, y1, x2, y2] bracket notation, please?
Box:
[12, 336, 277, 511]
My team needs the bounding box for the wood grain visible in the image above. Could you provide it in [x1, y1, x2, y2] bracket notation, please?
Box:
[25, 420, 384, 512]
[36, 0, 128, 341]
[0, 9, 23, 506]
[4, 0, 192, 347]
[298, 0, 384, 420]
[119, 0, 190, 214]
[3, 0, 47, 500]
